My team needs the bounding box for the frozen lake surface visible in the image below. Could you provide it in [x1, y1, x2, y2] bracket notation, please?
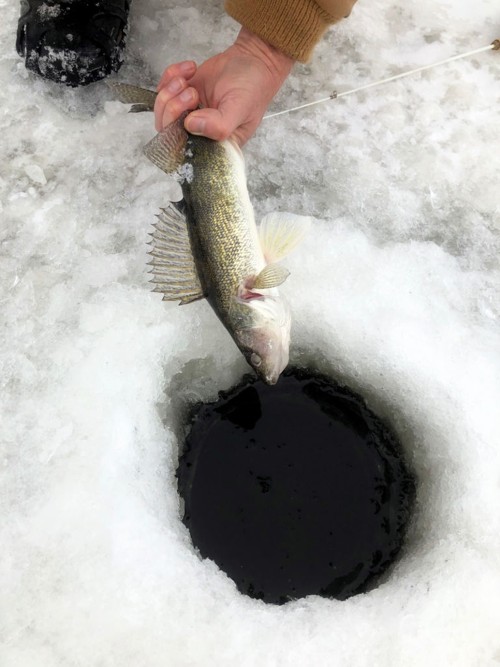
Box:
[1, 0, 499, 665]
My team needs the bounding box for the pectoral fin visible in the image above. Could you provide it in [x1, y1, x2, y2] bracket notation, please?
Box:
[258, 212, 311, 263]
[253, 264, 290, 289]
[148, 203, 205, 304]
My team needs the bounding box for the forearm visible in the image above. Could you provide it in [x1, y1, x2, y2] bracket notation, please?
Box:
[225, 0, 358, 62]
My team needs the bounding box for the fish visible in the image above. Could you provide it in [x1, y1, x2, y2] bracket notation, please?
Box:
[110, 84, 310, 385]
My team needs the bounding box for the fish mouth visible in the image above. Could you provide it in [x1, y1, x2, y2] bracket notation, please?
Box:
[251, 352, 288, 385]
[265, 352, 289, 385]
[244, 334, 290, 386]
[259, 368, 282, 386]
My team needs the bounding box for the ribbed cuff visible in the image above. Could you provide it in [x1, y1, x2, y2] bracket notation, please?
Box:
[224, 0, 340, 62]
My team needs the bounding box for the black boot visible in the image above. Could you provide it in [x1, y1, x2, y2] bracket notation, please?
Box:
[16, 0, 131, 86]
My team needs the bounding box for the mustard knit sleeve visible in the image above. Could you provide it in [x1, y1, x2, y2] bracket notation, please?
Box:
[224, 0, 358, 62]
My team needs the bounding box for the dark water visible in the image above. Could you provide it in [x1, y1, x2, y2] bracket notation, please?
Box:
[177, 367, 416, 604]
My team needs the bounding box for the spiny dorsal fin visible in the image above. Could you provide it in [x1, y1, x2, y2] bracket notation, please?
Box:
[107, 83, 158, 111]
[148, 203, 205, 305]
[143, 118, 188, 175]
[252, 264, 290, 290]
[258, 212, 312, 263]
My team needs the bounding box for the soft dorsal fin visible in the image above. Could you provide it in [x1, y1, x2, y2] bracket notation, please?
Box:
[258, 212, 311, 263]
[252, 264, 290, 290]
[143, 118, 188, 175]
[107, 83, 158, 112]
[148, 203, 205, 305]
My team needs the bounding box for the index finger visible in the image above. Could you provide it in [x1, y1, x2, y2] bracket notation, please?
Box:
[157, 61, 197, 91]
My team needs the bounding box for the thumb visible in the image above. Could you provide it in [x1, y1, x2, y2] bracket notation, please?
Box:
[184, 101, 249, 144]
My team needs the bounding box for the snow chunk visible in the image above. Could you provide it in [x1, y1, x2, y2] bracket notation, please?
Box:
[24, 164, 47, 185]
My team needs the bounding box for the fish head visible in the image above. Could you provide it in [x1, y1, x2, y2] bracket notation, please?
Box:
[230, 294, 291, 385]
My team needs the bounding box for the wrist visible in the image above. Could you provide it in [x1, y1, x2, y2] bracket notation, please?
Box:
[233, 27, 294, 90]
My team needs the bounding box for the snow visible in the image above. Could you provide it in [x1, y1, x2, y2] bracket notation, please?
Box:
[1, 0, 500, 665]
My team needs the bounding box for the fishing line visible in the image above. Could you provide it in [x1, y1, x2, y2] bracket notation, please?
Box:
[263, 39, 500, 120]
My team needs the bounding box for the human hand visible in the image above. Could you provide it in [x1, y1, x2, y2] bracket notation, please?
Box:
[154, 28, 294, 146]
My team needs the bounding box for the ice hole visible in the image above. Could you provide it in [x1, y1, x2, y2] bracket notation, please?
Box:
[176, 366, 416, 604]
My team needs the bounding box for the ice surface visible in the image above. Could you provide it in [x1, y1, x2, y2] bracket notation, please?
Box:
[1, 0, 500, 665]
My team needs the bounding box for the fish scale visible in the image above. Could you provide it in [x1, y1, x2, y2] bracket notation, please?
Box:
[181, 134, 265, 320]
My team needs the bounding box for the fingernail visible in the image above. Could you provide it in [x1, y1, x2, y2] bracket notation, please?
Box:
[167, 77, 183, 94]
[187, 117, 205, 134]
[180, 60, 195, 74]
[180, 88, 194, 103]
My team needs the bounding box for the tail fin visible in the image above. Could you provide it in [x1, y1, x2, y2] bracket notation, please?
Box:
[107, 83, 158, 112]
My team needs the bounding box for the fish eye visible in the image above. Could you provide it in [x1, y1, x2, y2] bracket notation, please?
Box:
[250, 353, 262, 368]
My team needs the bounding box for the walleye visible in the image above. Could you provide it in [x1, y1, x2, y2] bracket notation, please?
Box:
[111, 84, 310, 385]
